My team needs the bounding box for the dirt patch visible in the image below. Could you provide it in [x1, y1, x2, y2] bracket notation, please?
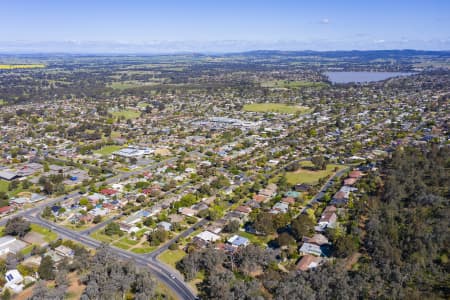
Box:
[13, 272, 85, 300]
[22, 232, 46, 246]
[345, 252, 362, 270]
[66, 272, 85, 299]
[293, 168, 318, 175]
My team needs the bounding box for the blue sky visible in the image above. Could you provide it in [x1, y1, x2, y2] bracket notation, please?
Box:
[0, 0, 449, 52]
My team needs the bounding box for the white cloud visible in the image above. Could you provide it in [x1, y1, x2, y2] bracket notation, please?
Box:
[320, 18, 330, 24]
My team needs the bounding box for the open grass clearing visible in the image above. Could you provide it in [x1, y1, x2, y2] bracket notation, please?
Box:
[90, 230, 118, 243]
[130, 245, 156, 254]
[243, 103, 311, 114]
[94, 145, 122, 155]
[30, 224, 58, 242]
[110, 109, 141, 119]
[284, 162, 346, 185]
[158, 249, 186, 269]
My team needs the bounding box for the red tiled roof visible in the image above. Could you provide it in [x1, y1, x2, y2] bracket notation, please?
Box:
[0, 206, 12, 214]
[253, 194, 266, 203]
[349, 170, 363, 178]
[100, 189, 118, 196]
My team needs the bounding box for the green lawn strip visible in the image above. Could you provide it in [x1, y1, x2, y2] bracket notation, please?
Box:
[63, 223, 91, 232]
[120, 236, 140, 246]
[112, 240, 131, 250]
[158, 249, 186, 269]
[0, 180, 9, 193]
[20, 244, 34, 255]
[238, 231, 269, 246]
[135, 228, 148, 239]
[30, 224, 58, 242]
[130, 245, 156, 254]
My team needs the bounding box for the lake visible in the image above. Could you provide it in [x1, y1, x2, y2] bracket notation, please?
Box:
[325, 71, 413, 84]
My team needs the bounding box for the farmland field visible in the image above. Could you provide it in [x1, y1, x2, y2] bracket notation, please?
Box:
[261, 80, 328, 88]
[243, 103, 310, 114]
[0, 64, 45, 69]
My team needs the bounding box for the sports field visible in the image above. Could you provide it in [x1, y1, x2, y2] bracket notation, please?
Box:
[243, 103, 310, 114]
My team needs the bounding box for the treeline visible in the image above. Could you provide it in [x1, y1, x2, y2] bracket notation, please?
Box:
[176, 145, 449, 299]
[27, 243, 158, 300]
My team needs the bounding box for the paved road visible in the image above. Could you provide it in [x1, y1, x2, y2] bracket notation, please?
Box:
[0, 157, 198, 299]
[0, 157, 177, 227]
[27, 214, 197, 300]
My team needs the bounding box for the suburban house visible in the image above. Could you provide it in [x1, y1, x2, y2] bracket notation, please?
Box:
[157, 221, 172, 231]
[178, 207, 196, 217]
[302, 234, 329, 246]
[55, 245, 75, 258]
[195, 230, 220, 243]
[227, 235, 250, 248]
[0, 205, 13, 215]
[299, 242, 325, 257]
[317, 212, 337, 229]
[119, 222, 139, 234]
[5, 269, 24, 293]
[0, 236, 27, 256]
[296, 254, 324, 271]
[344, 177, 357, 186]
[271, 202, 289, 214]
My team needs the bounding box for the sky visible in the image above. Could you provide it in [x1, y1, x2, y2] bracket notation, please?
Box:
[0, 0, 449, 52]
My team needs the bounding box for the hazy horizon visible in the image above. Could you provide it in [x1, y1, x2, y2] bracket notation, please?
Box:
[1, 0, 449, 53]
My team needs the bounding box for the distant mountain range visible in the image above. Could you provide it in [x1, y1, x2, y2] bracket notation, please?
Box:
[0, 40, 449, 54]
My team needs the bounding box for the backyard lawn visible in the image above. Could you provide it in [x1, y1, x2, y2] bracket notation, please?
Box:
[243, 103, 310, 114]
[0, 180, 8, 193]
